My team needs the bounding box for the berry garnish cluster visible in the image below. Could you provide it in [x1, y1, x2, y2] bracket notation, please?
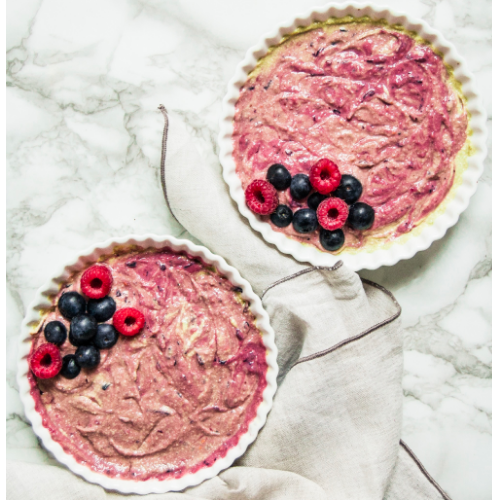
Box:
[245, 159, 375, 252]
[30, 265, 145, 380]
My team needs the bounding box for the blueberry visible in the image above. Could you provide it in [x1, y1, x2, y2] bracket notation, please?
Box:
[75, 345, 100, 368]
[68, 330, 82, 346]
[348, 202, 375, 230]
[87, 296, 116, 322]
[267, 164, 292, 190]
[69, 314, 97, 346]
[270, 205, 293, 228]
[44, 321, 67, 346]
[307, 192, 328, 210]
[320, 228, 345, 251]
[292, 208, 318, 233]
[333, 175, 363, 204]
[58, 292, 86, 320]
[290, 174, 311, 200]
[94, 324, 119, 349]
[60, 354, 81, 379]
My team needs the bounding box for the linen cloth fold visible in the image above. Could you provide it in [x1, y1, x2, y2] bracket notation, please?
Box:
[7, 112, 452, 500]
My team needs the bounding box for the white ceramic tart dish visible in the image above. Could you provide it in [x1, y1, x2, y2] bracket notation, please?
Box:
[17, 234, 278, 494]
[218, 2, 487, 270]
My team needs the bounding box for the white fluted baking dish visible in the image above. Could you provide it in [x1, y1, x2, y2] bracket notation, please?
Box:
[218, 2, 487, 270]
[17, 234, 278, 494]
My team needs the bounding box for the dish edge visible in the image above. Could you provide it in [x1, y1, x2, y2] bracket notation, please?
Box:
[16, 234, 279, 494]
[217, 2, 488, 270]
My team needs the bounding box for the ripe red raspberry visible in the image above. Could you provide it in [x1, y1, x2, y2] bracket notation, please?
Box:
[317, 197, 349, 231]
[245, 180, 279, 215]
[310, 159, 342, 194]
[81, 265, 113, 299]
[113, 308, 145, 336]
[30, 343, 62, 379]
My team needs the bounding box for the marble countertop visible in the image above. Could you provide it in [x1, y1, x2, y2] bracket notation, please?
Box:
[6, 0, 491, 498]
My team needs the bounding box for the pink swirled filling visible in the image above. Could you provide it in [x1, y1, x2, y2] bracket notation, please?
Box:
[29, 248, 267, 481]
[233, 23, 468, 250]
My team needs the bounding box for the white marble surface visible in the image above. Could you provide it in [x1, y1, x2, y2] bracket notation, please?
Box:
[6, 0, 491, 498]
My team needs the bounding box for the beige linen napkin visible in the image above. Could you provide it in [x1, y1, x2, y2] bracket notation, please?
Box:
[7, 110, 451, 500]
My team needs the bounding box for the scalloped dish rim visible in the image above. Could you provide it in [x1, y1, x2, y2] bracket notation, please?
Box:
[17, 234, 279, 494]
[217, 2, 487, 270]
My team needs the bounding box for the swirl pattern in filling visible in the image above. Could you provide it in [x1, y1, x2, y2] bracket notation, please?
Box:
[233, 22, 469, 250]
[29, 248, 267, 480]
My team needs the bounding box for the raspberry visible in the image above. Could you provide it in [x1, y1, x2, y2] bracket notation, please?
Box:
[317, 197, 349, 231]
[30, 343, 63, 379]
[113, 308, 145, 336]
[245, 180, 278, 215]
[81, 265, 113, 299]
[310, 159, 342, 194]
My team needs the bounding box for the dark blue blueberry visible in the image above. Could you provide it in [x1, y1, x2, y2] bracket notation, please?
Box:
[333, 175, 363, 204]
[60, 354, 81, 379]
[290, 174, 312, 200]
[319, 228, 345, 251]
[292, 208, 318, 233]
[348, 202, 375, 230]
[75, 345, 100, 368]
[44, 321, 67, 346]
[266, 164, 292, 190]
[69, 330, 83, 346]
[270, 205, 293, 228]
[307, 192, 328, 210]
[93, 324, 119, 349]
[58, 292, 86, 320]
[69, 314, 97, 346]
[87, 296, 116, 322]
